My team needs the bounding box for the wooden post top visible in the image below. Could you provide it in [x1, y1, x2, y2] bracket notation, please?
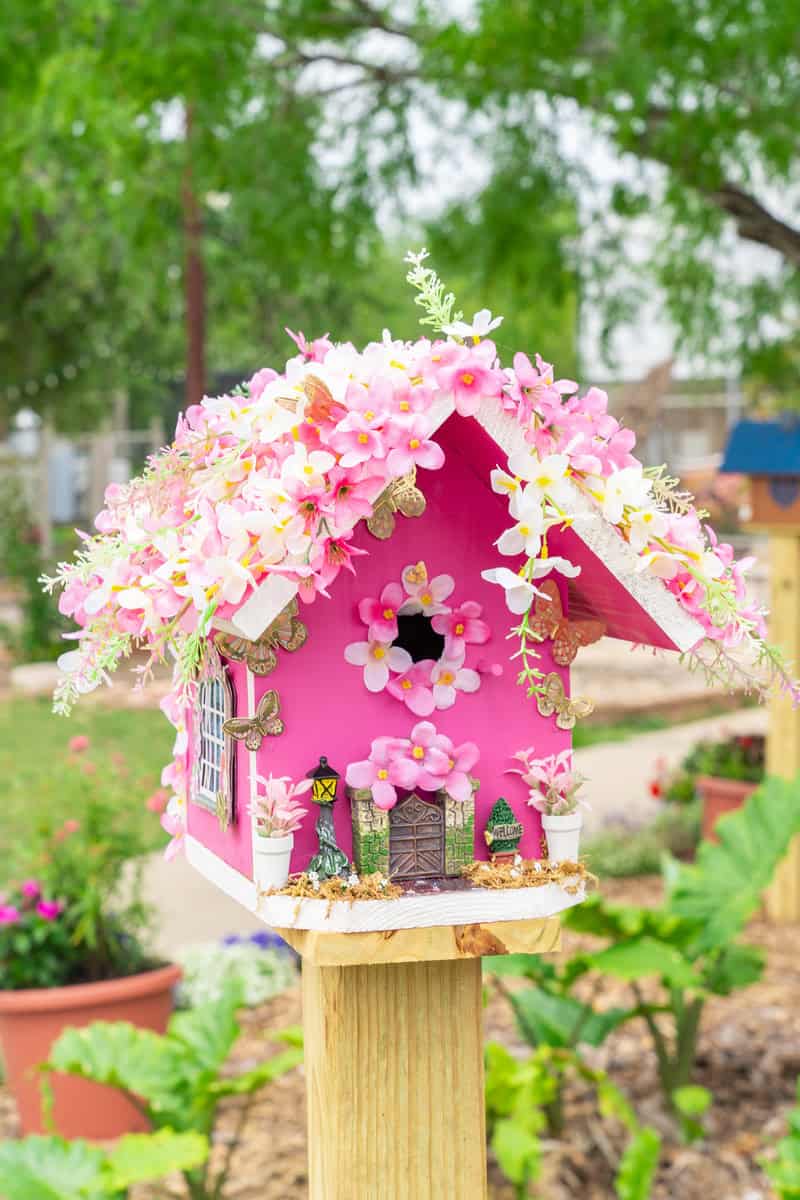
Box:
[276, 914, 561, 966]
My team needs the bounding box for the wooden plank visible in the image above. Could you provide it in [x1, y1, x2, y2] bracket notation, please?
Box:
[765, 534, 800, 921]
[277, 915, 561, 966]
[303, 957, 487, 1200]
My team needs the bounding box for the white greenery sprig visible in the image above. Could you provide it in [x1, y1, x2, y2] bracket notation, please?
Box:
[404, 248, 462, 332]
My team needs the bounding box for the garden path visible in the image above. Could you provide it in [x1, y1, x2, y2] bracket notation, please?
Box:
[143, 705, 766, 957]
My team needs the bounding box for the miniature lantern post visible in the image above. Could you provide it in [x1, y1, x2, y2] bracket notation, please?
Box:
[721, 419, 800, 921]
[306, 756, 349, 880]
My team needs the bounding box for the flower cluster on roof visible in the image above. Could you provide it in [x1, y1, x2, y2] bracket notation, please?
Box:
[44, 251, 797, 855]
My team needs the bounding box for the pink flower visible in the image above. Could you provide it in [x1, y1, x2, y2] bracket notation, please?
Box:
[431, 602, 490, 658]
[345, 738, 418, 811]
[145, 789, 169, 814]
[385, 416, 444, 477]
[386, 661, 436, 716]
[68, 735, 90, 753]
[285, 328, 333, 362]
[399, 563, 455, 616]
[328, 471, 379, 529]
[436, 353, 504, 417]
[329, 415, 385, 468]
[440, 739, 480, 803]
[344, 639, 412, 692]
[358, 582, 405, 642]
[247, 367, 279, 401]
[20, 879, 40, 899]
[160, 811, 185, 861]
[406, 721, 452, 789]
[251, 774, 313, 837]
[63, 819, 80, 835]
[0, 905, 20, 926]
[36, 900, 63, 921]
[431, 658, 481, 709]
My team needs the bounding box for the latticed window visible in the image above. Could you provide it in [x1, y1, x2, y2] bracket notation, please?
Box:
[192, 668, 234, 815]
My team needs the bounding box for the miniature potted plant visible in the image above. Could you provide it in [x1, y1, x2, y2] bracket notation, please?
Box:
[0, 741, 180, 1138]
[251, 774, 312, 889]
[510, 749, 587, 862]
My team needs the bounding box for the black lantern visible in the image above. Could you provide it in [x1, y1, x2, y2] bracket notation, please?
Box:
[308, 755, 341, 806]
[306, 756, 349, 880]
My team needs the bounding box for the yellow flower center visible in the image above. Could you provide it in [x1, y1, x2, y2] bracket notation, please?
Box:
[461, 373, 474, 386]
[439, 670, 455, 685]
[373, 646, 386, 660]
[364, 409, 375, 420]
[421, 591, 432, 605]
[358, 433, 369, 444]
[377, 768, 389, 780]
[401, 679, 413, 691]
[412, 746, 424, 759]
[303, 464, 314, 475]
[455, 622, 465, 635]
[519, 524, 530, 536]
[409, 438, 421, 449]
[399, 400, 410, 411]
[382, 608, 395, 620]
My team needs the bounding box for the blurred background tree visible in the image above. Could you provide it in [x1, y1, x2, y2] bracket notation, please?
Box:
[1, 0, 797, 432]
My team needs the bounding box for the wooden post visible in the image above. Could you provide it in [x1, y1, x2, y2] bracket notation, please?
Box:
[280, 917, 562, 1199]
[765, 533, 800, 921]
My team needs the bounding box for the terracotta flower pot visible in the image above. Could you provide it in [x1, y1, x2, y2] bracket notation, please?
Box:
[0, 962, 181, 1138]
[696, 775, 759, 842]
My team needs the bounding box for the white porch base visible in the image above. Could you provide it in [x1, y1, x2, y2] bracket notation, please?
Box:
[186, 835, 584, 933]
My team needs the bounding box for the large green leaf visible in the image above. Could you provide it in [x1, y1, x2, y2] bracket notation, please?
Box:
[703, 942, 764, 995]
[491, 1117, 542, 1188]
[587, 937, 699, 990]
[564, 894, 697, 950]
[102, 1131, 208, 1190]
[0, 1137, 105, 1200]
[168, 979, 242, 1080]
[210, 1045, 303, 1097]
[510, 987, 632, 1049]
[668, 776, 800, 953]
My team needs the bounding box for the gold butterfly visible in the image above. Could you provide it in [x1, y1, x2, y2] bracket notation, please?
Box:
[535, 672, 594, 730]
[404, 561, 428, 586]
[367, 468, 427, 540]
[223, 689, 285, 751]
[215, 599, 307, 676]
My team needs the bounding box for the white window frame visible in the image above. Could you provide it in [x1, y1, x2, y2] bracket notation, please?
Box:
[191, 666, 235, 818]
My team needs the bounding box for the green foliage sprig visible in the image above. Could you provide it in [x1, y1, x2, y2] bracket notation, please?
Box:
[404, 248, 462, 332]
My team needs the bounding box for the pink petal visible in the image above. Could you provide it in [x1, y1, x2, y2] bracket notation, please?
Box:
[358, 598, 380, 626]
[456, 668, 481, 693]
[345, 641, 370, 666]
[381, 582, 404, 609]
[391, 757, 420, 789]
[414, 441, 445, 470]
[387, 646, 413, 672]
[372, 780, 398, 810]
[410, 720, 437, 747]
[406, 688, 435, 716]
[433, 684, 456, 710]
[444, 771, 473, 803]
[346, 759, 376, 788]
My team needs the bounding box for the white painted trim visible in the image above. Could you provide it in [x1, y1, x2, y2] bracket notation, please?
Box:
[473, 397, 705, 653]
[257, 880, 584, 932]
[185, 832, 585, 931]
[186, 835, 258, 911]
[246, 667, 258, 878]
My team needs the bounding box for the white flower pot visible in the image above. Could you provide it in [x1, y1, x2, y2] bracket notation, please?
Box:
[254, 833, 294, 890]
[541, 812, 583, 864]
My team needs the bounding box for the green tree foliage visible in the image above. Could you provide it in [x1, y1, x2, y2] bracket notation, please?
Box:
[485, 797, 523, 855]
[46, 982, 303, 1199]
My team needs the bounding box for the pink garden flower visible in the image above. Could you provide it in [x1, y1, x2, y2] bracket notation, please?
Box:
[36, 900, 63, 921]
[508, 748, 586, 816]
[285, 328, 333, 362]
[439, 737, 480, 804]
[0, 905, 20, 926]
[145, 789, 170, 814]
[385, 416, 445, 477]
[20, 879, 41, 899]
[344, 639, 412, 692]
[329, 415, 386, 468]
[432, 602, 490, 658]
[358, 582, 405, 643]
[251, 774, 313, 837]
[160, 811, 186, 861]
[436, 351, 504, 417]
[386, 661, 436, 716]
[345, 738, 419, 811]
[68, 735, 90, 753]
[406, 720, 452, 788]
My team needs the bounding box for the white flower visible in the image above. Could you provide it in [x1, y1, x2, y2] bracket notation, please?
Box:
[442, 308, 503, 340]
[481, 567, 543, 615]
[532, 556, 581, 580]
[431, 657, 481, 709]
[490, 467, 521, 502]
[190, 556, 254, 607]
[281, 443, 336, 488]
[505, 451, 572, 505]
[496, 490, 545, 557]
[347, 873, 359, 888]
[627, 506, 668, 552]
[344, 639, 412, 692]
[513, 854, 522, 865]
[592, 466, 652, 525]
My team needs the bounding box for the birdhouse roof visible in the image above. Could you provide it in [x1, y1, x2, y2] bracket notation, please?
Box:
[721, 418, 800, 477]
[224, 392, 704, 655]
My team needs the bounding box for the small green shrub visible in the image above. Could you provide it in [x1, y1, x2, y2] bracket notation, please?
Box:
[763, 1076, 800, 1197]
[583, 801, 701, 878]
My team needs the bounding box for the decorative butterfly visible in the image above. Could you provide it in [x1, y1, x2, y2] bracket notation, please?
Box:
[404, 561, 428, 586]
[528, 580, 605, 666]
[367, 469, 427, 540]
[535, 672, 594, 730]
[215, 599, 307, 676]
[274, 375, 346, 426]
[223, 689, 285, 751]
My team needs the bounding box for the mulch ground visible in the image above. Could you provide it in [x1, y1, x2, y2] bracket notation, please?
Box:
[2, 877, 797, 1199]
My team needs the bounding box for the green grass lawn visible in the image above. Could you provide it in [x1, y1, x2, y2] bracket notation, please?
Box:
[0, 698, 174, 878]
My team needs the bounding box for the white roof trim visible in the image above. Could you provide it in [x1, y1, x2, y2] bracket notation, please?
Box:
[224, 393, 704, 652]
[473, 398, 705, 653]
